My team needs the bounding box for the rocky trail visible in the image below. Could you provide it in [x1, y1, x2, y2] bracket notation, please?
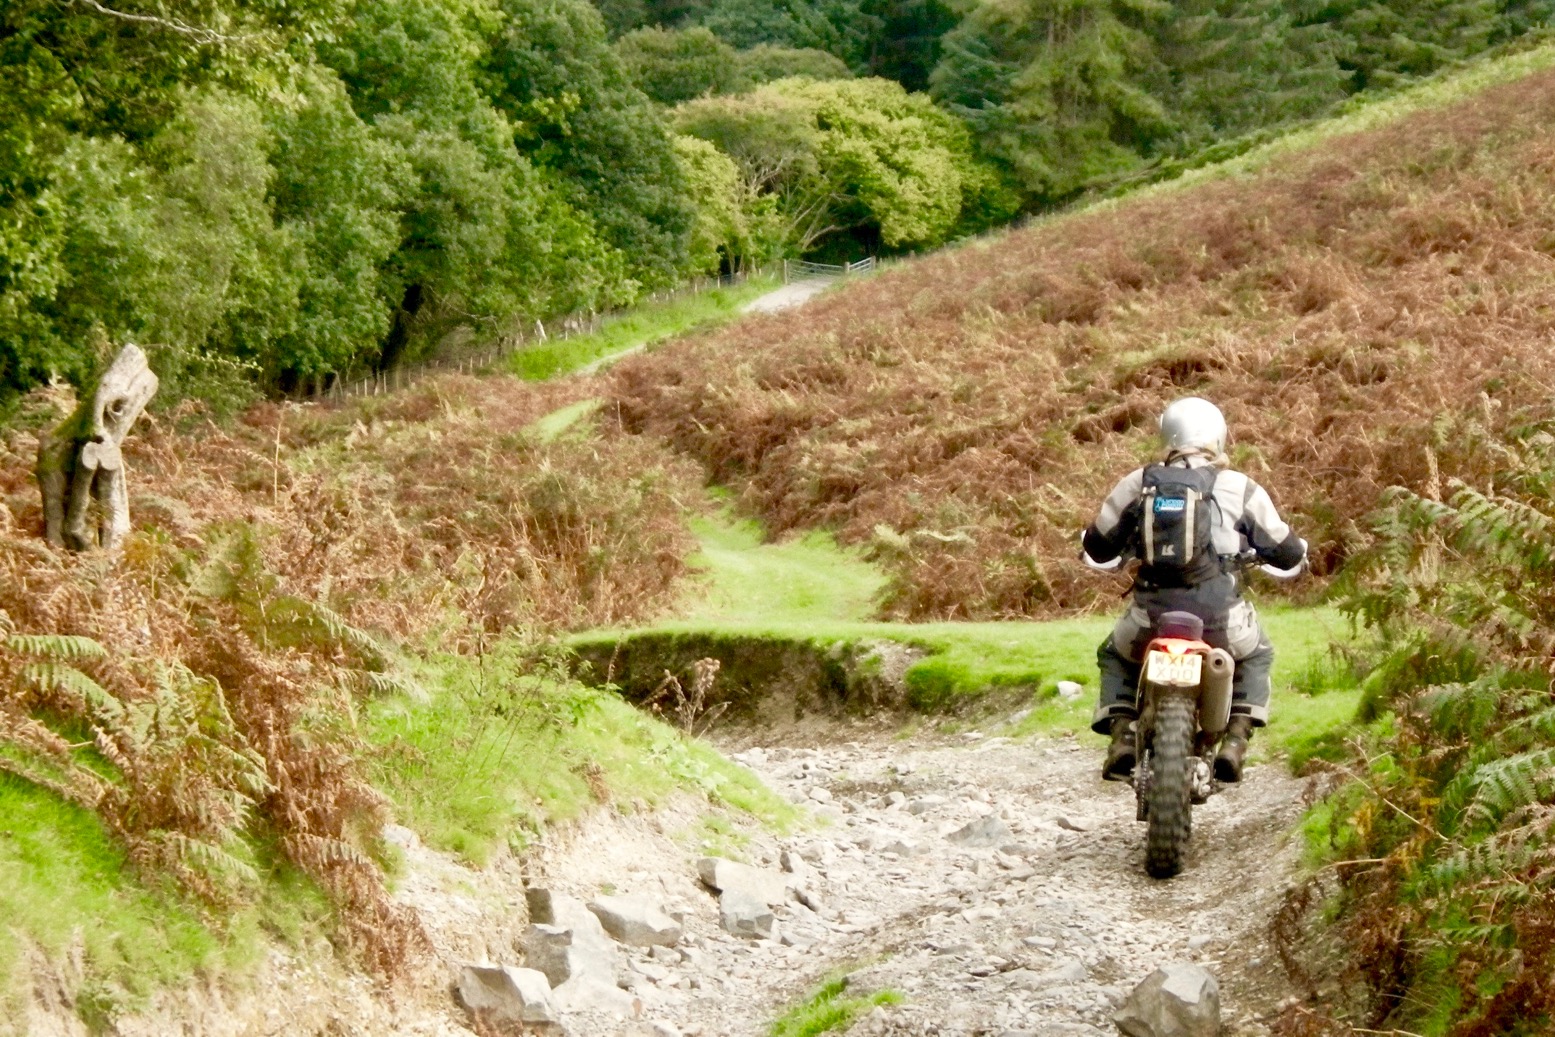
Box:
[31, 691, 1317, 1037]
[400, 721, 1313, 1037]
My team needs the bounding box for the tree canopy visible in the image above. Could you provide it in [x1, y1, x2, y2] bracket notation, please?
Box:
[0, 0, 1550, 405]
[676, 77, 1015, 254]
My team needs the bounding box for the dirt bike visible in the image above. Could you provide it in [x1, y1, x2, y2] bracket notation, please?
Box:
[1082, 548, 1302, 878]
[1129, 609, 1233, 878]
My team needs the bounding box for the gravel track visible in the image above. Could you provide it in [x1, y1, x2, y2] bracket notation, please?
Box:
[507, 725, 1314, 1036]
[34, 726, 1310, 1036]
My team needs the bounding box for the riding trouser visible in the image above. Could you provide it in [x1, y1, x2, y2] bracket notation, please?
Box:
[1090, 574, 1273, 735]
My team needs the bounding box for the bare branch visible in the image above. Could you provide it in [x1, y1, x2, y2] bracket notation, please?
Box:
[64, 0, 263, 46]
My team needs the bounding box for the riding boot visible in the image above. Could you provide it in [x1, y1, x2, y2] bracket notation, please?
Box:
[1214, 715, 1255, 783]
[1102, 716, 1137, 782]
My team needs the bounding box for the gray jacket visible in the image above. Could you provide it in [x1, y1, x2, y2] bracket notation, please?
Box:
[1081, 455, 1306, 573]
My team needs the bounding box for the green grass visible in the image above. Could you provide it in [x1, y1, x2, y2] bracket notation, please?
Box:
[769, 976, 904, 1037]
[680, 507, 888, 625]
[586, 502, 1369, 748]
[575, 606, 1362, 747]
[363, 641, 799, 866]
[996, 605, 1365, 750]
[509, 277, 779, 381]
[0, 773, 330, 1029]
[527, 398, 604, 442]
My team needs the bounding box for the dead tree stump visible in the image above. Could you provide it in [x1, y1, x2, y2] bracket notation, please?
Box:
[37, 343, 159, 551]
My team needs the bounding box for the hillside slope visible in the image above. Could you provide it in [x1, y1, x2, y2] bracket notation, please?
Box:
[609, 50, 1555, 619]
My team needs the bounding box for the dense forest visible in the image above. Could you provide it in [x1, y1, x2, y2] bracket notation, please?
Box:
[2, 0, 1551, 402]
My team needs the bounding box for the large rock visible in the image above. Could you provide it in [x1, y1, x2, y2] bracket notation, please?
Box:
[697, 856, 790, 906]
[523, 890, 638, 1015]
[1114, 963, 1220, 1037]
[946, 814, 1012, 848]
[719, 888, 778, 940]
[528, 889, 612, 947]
[523, 923, 619, 987]
[588, 894, 683, 947]
[455, 964, 560, 1033]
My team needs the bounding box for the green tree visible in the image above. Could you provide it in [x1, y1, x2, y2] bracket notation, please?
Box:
[1325, 0, 1498, 91]
[0, 0, 344, 394]
[616, 25, 747, 103]
[482, 0, 698, 289]
[248, 69, 408, 386]
[695, 0, 874, 63]
[736, 43, 853, 82]
[1159, 0, 1347, 148]
[677, 77, 1006, 253]
[931, 0, 1173, 204]
[1496, 0, 1555, 40]
[858, 0, 959, 91]
[322, 0, 611, 368]
[673, 135, 765, 269]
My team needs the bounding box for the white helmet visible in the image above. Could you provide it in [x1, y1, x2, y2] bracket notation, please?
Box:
[1159, 397, 1227, 457]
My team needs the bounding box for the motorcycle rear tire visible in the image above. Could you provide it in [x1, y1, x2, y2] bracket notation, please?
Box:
[1145, 695, 1194, 878]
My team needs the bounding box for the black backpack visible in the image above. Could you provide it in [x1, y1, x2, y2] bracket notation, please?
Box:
[1135, 463, 1222, 588]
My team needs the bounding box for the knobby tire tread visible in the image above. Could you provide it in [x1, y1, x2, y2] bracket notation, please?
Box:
[1146, 695, 1194, 878]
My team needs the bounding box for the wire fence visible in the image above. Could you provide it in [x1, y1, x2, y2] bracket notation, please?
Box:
[306, 265, 775, 403]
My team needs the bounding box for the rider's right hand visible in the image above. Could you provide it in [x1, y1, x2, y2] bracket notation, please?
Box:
[1252, 538, 1307, 579]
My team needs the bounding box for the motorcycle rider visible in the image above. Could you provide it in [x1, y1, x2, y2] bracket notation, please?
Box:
[1080, 397, 1306, 784]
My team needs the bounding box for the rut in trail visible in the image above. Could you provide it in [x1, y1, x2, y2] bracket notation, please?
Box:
[517, 724, 1312, 1037]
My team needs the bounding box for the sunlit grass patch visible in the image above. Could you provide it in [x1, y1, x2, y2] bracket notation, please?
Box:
[526, 397, 603, 442]
[363, 642, 797, 865]
[681, 505, 888, 625]
[769, 975, 904, 1037]
[509, 277, 778, 381]
[0, 774, 329, 1027]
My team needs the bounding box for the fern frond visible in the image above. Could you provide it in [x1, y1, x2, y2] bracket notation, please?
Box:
[1446, 485, 1555, 577]
[1510, 703, 1555, 741]
[142, 829, 260, 887]
[19, 662, 125, 720]
[1463, 748, 1555, 831]
[265, 596, 388, 668]
[4, 634, 107, 661]
[358, 670, 424, 701]
[0, 751, 106, 808]
[286, 833, 378, 886]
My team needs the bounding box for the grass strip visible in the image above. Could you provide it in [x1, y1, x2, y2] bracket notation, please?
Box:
[572, 604, 1364, 760]
[510, 277, 779, 381]
[769, 976, 904, 1037]
[681, 507, 888, 626]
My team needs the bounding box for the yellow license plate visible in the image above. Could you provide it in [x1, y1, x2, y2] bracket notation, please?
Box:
[1146, 650, 1202, 687]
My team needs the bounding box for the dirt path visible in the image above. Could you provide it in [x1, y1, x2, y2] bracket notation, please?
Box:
[509, 724, 1311, 1037]
[571, 278, 833, 377]
[741, 278, 835, 314]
